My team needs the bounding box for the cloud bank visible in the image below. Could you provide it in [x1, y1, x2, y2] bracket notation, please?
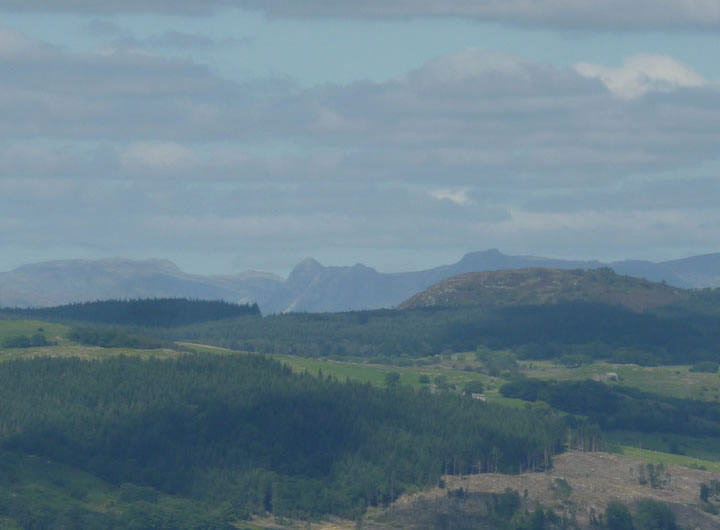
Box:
[2, 28, 719, 270]
[2, 34, 718, 183]
[5, 0, 720, 30]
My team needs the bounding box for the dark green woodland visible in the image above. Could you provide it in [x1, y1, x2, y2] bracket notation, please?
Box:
[0, 354, 566, 527]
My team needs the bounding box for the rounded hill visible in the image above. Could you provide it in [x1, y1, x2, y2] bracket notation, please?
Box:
[398, 268, 689, 312]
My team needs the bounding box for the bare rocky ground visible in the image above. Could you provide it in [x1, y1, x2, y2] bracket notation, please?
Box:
[246, 451, 720, 529]
[371, 451, 720, 529]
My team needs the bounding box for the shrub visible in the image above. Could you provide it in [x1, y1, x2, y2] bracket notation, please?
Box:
[605, 501, 633, 530]
[118, 483, 160, 504]
[29, 334, 50, 347]
[635, 499, 677, 530]
[2, 335, 31, 348]
[463, 381, 484, 395]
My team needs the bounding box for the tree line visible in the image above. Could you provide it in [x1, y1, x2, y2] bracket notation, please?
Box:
[6, 298, 720, 366]
[2, 298, 260, 327]
[500, 378, 720, 436]
[124, 302, 720, 366]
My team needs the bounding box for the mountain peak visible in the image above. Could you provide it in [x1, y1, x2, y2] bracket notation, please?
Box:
[294, 257, 323, 271]
[287, 258, 325, 285]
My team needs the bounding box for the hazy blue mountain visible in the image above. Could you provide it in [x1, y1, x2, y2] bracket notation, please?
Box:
[0, 259, 282, 309]
[0, 249, 715, 313]
[658, 253, 720, 287]
[257, 249, 694, 313]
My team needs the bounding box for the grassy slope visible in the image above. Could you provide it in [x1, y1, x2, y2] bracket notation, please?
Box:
[0, 320, 70, 343]
[521, 360, 720, 402]
[0, 320, 183, 362]
[181, 343, 494, 388]
[617, 446, 720, 472]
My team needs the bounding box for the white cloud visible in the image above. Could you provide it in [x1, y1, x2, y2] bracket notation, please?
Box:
[428, 188, 472, 205]
[575, 54, 707, 99]
[1, 35, 718, 185]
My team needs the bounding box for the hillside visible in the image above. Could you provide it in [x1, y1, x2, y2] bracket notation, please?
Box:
[398, 268, 690, 312]
[365, 451, 720, 530]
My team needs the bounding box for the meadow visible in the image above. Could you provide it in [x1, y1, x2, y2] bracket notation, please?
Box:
[0, 320, 69, 344]
[616, 446, 720, 473]
[521, 359, 720, 402]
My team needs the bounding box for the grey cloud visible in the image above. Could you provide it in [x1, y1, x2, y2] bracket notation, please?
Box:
[0, 30, 292, 142]
[0, 174, 508, 255]
[130, 31, 215, 48]
[5, 0, 720, 31]
[2, 37, 719, 190]
[4, 32, 720, 268]
[1, 0, 219, 15]
[524, 176, 720, 213]
[80, 19, 131, 36]
[110, 31, 253, 50]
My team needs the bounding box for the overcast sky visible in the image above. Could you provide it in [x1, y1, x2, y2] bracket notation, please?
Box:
[1, 1, 719, 275]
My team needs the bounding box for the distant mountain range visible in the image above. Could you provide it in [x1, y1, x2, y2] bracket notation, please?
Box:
[1, 249, 719, 313]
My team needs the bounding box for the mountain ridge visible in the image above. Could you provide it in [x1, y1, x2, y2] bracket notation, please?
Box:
[1, 249, 718, 313]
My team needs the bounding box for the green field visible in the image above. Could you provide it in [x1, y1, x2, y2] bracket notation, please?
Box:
[0, 345, 182, 362]
[522, 360, 720, 401]
[616, 446, 720, 472]
[275, 353, 499, 392]
[0, 320, 183, 362]
[606, 430, 720, 463]
[0, 320, 70, 343]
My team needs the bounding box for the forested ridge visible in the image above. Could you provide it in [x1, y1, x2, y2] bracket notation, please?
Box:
[1, 298, 260, 327]
[0, 354, 566, 524]
[127, 302, 720, 366]
[4, 294, 720, 366]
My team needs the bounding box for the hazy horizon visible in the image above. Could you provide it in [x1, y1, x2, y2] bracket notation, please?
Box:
[2, 247, 718, 279]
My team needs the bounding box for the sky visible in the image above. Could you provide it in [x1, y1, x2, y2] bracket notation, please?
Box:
[1, 1, 719, 276]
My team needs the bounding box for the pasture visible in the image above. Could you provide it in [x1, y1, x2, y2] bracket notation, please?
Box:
[522, 359, 720, 401]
